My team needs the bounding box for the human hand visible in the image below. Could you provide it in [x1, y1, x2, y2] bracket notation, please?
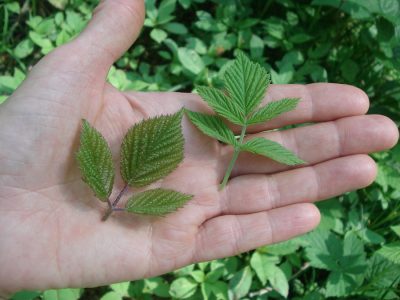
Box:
[0, 0, 398, 295]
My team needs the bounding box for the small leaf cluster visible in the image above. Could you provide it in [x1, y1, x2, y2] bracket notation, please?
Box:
[186, 51, 304, 188]
[76, 110, 192, 219]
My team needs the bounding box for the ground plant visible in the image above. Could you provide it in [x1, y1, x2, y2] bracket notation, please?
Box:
[1, 0, 399, 299]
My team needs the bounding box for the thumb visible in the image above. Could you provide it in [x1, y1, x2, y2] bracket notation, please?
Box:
[74, 0, 145, 73]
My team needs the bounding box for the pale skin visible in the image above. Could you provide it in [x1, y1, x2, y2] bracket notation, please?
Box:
[0, 0, 398, 296]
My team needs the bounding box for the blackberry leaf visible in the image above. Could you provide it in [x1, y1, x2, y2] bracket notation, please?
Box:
[248, 98, 299, 125]
[224, 50, 270, 116]
[120, 110, 184, 187]
[126, 188, 193, 216]
[241, 137, 305, 165]
[76, 119, 114, 201]
[186, 110, 237, 145]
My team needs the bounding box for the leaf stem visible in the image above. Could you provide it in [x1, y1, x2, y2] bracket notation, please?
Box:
[112, 184, 129, 207]
[219, 124, 247, 190]
[102, 184, 129, 221]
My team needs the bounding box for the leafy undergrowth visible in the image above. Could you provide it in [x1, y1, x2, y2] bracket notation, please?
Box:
[2, 0, 400, 299]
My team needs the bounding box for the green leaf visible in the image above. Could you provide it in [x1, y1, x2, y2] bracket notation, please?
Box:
[250, 252, 288, 297]
[163, 22, 188, 34]
[14, 39, 34, 59]
[223, 50, 270, 116]
[196, 85, 245, 125]
[260, 237, 302, 256]
[248, 98, 299, 125]
[185, 110, 237, 145]
[110, 282, 130, 297]
[250, 252, 273, 285]
[201, 281, 229, 300]
[229, 267, 253, 299]
[150, 28, 168, 44]
[143, 277, 170, 297]
[366, 253, 400, 291]
[250, 34, 264, 58]
[178, 48, 205, 74]
[11, 290, 42, 300]
[76, 119, 114, 201]
[6, 2, 20, 14]
[325, 272, 361, 297]
[391, 225, 400, 237]
[267, 266, 289, 297]
[190, 270, 205, 283]
[100, 291, 122, 300]
[169, 277, 198, 299]
[47, 0, 68, 9]
[125, 188, 193, 216]
[42, 289, 82, 300]
[241, 137, 305, 165]
[120, 111, 184, 187]
[377, 242, 400, 264]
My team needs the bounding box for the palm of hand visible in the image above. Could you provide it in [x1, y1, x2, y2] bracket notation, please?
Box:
[0, 41, 229, 291]
[0, 2, 398, 294]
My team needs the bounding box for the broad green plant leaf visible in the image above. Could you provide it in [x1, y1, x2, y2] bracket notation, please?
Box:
[126, 188, 193, 216]
[178, 47, 205, 74]
[248, 98, 300, 125]
[196, 86, 245, 125]
[229, 267, 253, 299]
[169, 277, 198, 299]
[223, 50, 270, 115]
[325, 272, 362, 297]
[250, 252, 289, 297]
[120, 110, 184, 187]
[76, 119, 114, 201]
[42, 288, 82, 300]
[376, 242, 400, 264]
[185, 110, 237, 145]
[241, 137, 305, 165]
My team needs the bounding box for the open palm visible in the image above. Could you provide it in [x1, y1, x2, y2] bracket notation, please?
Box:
[0, 0, 398, 295]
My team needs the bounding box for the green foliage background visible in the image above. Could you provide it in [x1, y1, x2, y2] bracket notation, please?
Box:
[1, 0, 399, 299]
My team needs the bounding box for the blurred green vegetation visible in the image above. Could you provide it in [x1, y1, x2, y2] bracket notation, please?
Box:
[1, 0, 399, 299]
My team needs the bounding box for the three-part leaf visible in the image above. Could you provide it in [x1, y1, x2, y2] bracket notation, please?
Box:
[186, 110, 237, 145]
[241, 137, 305, 165]
[120, 110, 184, 187]
[126, 188, 193, 216]
[224, 50, 270, 116]
[76, 119, 114, 201]
[248, 98, 299, 125]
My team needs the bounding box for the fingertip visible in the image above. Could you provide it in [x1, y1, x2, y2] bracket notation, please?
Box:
[351, 154, 377, 187]
[291, 203, 321, 232]
[351, 86, 370, 115]
[370, 115, 399, 150]
[75, 0, 145, 71]
[333, 84, 370, 115]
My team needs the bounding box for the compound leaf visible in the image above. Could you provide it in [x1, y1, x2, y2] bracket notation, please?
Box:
[120, 110, 184, 187]
[125, 188, 193, 216]
[224, 50, 270, 116]
[196, 85, 245, 125]
[186, 110, 237, 145]
[241, 137, 305, 165]
[76, 119, 114, 201]
[248, 98, 299, 125]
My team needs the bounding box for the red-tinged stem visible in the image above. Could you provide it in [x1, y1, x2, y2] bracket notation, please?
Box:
[102, 184, 129, 221]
